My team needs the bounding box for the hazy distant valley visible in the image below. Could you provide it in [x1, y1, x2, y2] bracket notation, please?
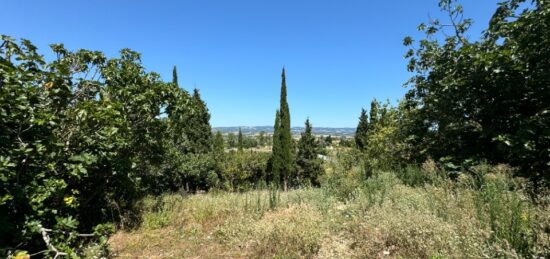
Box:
[213, 126, 355, 136]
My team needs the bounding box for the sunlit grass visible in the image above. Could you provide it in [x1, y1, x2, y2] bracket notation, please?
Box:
[109, 167, 550, 258]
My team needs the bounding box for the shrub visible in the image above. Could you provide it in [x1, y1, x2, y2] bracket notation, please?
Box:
[219, 151, 270, 191]
[472, 168, 538, 256]
[0, 36, 214, 256]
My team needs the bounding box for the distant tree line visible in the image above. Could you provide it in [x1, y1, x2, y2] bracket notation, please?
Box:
[225, 130, 271, 149]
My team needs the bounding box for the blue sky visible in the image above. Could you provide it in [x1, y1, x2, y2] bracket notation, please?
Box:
[1, 0, 500, 127]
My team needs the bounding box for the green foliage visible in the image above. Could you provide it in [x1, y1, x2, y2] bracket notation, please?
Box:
[0, 36, 215, 256]
[219, 151, 270, 191]
[268, 185, 281, 210]
[237, 128, 243, 152]
[111, 163, 550, 258]
[364, 100, 409, 170]
[213, 131, 224, 154]
[271, 68, 294, 189]
[466, 164, 538, 256]
[227, 132, 237, 148]
[394, 162, 443, 187]
[270, 109, 281, 184]
[258, 131, 267, 146]
[188, 89, 213, 154]
[402, 0, 550, 183]
[172, 65, 178, 86]
[354, 108, 369, 150]
[242, 135, 259, 148]
[321, 148, 366, 201]
[368, 99, 379, 129]
[338, 136, 353, 147]
[324, 134, 332, 145]
[296, 119, 324, 187]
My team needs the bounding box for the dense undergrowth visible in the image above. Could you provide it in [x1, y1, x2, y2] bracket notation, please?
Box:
[110, 159, 550, 258]
[3, 0, 550, 257]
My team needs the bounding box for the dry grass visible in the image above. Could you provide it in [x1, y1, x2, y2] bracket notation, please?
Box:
[109, 170, 550, 258]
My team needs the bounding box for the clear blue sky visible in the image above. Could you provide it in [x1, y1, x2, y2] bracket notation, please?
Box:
[1, 0, 500, 127]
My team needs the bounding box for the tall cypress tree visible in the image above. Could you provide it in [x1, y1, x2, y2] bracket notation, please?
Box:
[172, 66, 179, 86]
[355, 108, 369, 151]
[277, 68, 293, 190]
[238, 127, 244, 152]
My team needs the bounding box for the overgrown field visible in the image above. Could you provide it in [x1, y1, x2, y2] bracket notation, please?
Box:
[110, 164, 550, 258]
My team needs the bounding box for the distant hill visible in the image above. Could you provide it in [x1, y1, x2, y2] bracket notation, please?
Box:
[213, 126, 355, 137]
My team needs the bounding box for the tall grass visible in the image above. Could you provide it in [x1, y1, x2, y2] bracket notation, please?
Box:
[109, 162, 550, 258]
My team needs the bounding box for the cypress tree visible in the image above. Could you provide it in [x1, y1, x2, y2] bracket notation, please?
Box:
[238, 127, 244, 152]
[297, 119, 322, 186]
[271, 110, 281, 185]
[167, 66, 193, 153]
[369, 99, 379, 128]
[188, 89, 213, 153]
[277, 68, 293, 190]
[355, 108, 369, 150]
[172, 66, 179, 86]
[270, 68, 295, 189]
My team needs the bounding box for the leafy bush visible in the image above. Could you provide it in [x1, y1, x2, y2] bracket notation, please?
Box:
[321, 163, 365, 201]
[219, 151, 270, 191]
[402, 0, 550, 183]
[0, 36, 214, 256]
[394, 159, 446, 187]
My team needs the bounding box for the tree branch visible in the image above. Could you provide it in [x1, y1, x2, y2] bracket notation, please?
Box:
[38, 225, 96, 258]
[39, 225, 68, 259]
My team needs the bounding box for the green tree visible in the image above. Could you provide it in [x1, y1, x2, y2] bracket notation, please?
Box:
[365, 102, 405, 170]
[403, 0, 550, 184]
[369, 99, 379, 129]
[271, 68, 294, 189]
[227, 132, 237, 148]
[0, 37, 190, 256]
[296, 119, 323, 186]
[0, 36, 223, 256]
[187, 89, 213, 154]
[259, 131, 266, 146]
[339, 136, 352, 147]
[325, 135, 333, 145]
[238, 128, 244, 152]
[243, 135, 259, 148]
[172, 65, 178, 86]
[166, 77, 192, 154]
[220, 151, 270, 191]
[355, 108, 369, 150]
[213, 131, 225, 154]
[271, 110, 281, 184]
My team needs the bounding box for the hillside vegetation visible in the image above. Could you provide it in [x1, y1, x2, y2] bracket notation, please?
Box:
[110, 158, 550, 258]
[2, 0, 550, 257]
